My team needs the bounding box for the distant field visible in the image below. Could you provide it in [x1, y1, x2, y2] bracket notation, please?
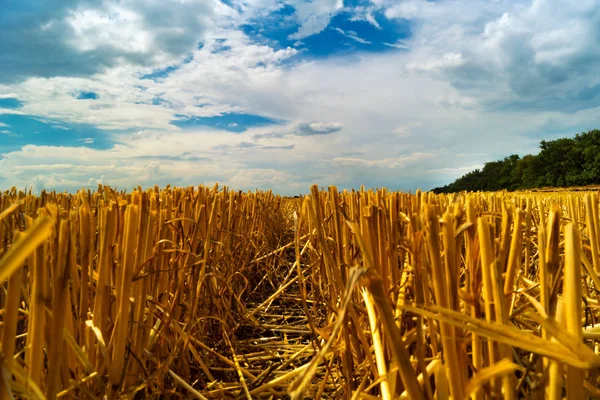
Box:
[0, 185, 599, 399]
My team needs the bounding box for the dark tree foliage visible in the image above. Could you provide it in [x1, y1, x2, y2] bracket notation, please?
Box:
[432, 129, 600, 193]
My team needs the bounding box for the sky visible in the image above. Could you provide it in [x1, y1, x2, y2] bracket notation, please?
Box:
[1, 0, 600, 194]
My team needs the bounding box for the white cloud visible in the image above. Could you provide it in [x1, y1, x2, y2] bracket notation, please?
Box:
[383, 41, 409, 50]
[392, 126, 411, 138]
[228, 168, 303, 191]
[296, 121, 344, 135]
[2, 0, 600, 193]
[287, 0, 344, 40]
[66, 6, 152, 53]
[406, 52, 464, 72]
[384, 0, 600, 111]
[0, 142, 309, 194]
[348, 7, 382, 29]
[251, 121, 343, 141]
[332, 152, 434, 169]
[333, 28, 371, 44]
[2, 31, 299, 131]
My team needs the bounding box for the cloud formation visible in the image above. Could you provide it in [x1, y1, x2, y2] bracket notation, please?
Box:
[1, 0, 600, 194]
[287, 0, 344, 40]
[1, 0, 231, 83]
[252, 121, 344, 140]
[385, 0, 600, 113]
[296, 121, 344, 136]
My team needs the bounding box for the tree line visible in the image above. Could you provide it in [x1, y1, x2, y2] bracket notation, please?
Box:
[432, 129, 600, 193]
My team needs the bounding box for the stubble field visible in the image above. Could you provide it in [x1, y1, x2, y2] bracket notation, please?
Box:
[0, 184, 599, 399]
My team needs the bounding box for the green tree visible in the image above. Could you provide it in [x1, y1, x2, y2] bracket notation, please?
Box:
[432, 129, 600, 193]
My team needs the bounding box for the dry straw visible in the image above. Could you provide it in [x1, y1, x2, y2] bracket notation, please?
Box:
[0, 184, 598, 398]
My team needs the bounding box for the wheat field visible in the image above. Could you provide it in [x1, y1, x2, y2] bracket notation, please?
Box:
[0, 184, 599, 399]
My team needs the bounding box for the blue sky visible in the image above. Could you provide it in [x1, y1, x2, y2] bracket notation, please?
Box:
[1, 0, 600, 194]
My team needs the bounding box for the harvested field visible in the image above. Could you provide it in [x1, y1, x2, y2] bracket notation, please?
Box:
[0, 184, 599, 399]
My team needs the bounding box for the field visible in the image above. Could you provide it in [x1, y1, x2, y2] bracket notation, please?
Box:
[0, 184, 599, 399]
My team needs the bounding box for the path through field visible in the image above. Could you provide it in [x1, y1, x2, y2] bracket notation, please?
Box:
[200, 227, 339, 399]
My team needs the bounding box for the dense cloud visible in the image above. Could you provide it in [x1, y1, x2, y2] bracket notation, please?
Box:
[287, 0, 343, 40]
[0, 0, 220, 83]
[295, 122, 344, 135]
[252, 121, 344, 140]
[386, 0, 600, 113]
